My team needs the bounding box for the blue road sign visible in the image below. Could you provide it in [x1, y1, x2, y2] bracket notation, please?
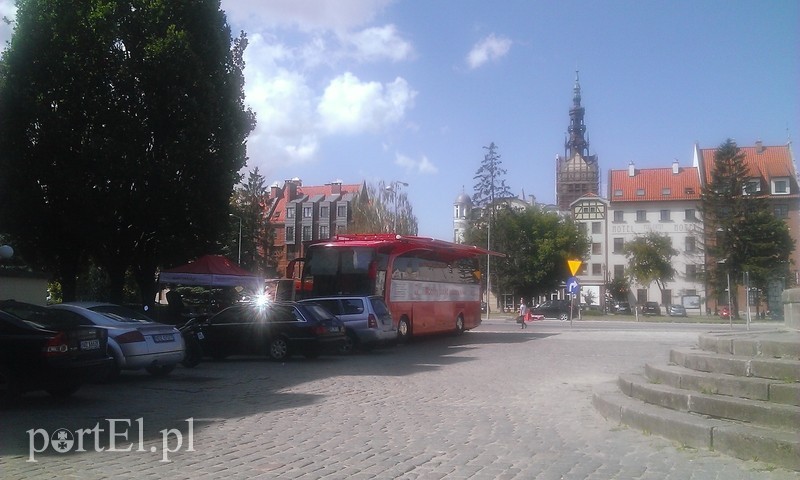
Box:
[567, 276, 580, 294]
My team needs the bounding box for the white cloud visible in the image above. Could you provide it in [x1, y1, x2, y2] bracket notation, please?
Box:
[344, 24, 413, 62]
[395, 153, 438, 175]
[466, 34, 512, 69]
[318, 72, 416, 134]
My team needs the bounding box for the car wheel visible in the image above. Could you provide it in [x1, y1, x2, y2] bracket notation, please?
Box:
[145, 364, 176, 376]
[397, 317, 411, 343]
[339, 330, 358, 355]
[558, 312, 569, 321]
[454, 315, 465, 335]
[268, 337, 290, 361]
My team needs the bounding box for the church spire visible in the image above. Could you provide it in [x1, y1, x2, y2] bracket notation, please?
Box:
[565, 70, 589, 158]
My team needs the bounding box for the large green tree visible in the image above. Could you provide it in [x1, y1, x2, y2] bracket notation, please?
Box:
[700, 139, 794, 317]
[622, 232, 678, 296]
[0, 0, 255, 304]
[230, 168, 274, 276]
[466, 205, 589, 299]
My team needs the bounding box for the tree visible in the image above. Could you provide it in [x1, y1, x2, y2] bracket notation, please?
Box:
[622, 232, 678, 295]
[700, 139, 794, 317]
[466, 205, 589, 300]
[472, 142, 514, 211]
[0, 0, 255, 304]
[230, 168, 274, 276]
[350, 181, 417, 235]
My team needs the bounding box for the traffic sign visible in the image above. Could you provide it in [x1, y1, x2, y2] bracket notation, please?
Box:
[568, 259, 582, 276]
[567, 276, 580, 294]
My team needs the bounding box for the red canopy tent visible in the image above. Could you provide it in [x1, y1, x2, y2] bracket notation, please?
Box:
[158, 255, 262, 291]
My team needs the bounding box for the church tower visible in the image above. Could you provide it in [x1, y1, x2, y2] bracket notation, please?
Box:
[556, 71, 600, 211]
[453, 189, 472, 243]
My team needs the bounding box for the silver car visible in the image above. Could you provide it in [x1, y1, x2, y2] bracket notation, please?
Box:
[299, 296, 396, 353]
[49, 302, 185, 380]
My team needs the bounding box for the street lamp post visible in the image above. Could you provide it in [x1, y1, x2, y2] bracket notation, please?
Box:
[718, 258, 732, 330]
[229, 214, 242, 265]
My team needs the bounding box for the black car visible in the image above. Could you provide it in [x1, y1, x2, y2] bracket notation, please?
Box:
[530, 299, 572, 321]
[197, 302, 346, 361]
[0, 300, 113, 404]
[642, 301, 661, 316]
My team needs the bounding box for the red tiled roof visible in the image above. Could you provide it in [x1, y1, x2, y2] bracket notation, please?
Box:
[608, 166, 701, 202]
[699, 144, 795, 184]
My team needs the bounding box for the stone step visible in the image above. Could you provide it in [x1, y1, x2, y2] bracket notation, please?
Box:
[593, 381, 800, 471]
[670, 347, 800, 382]
[618, 373, 800, 430]
[698, 331, 800, 359]
[645, 362, 800, 407]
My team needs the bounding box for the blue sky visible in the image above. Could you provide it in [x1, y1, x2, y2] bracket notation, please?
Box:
[1, 1, 797, 241]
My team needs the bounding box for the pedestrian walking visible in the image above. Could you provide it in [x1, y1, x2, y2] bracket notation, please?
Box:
[518, 297, 528, 329]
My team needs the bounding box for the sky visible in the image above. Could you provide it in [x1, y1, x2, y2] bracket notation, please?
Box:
[1, 1, 797, 241]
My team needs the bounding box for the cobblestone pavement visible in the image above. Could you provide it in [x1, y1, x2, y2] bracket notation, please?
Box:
[1, 318, 797, 479]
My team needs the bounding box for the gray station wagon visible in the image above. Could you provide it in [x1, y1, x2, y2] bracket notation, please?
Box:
[299, 296, 397, 353]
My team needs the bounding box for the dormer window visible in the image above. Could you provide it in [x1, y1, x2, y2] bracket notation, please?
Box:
[613, 189, 623, 197]
[743, 179, 761, 195]
[771, 177, 790, 195]
[636, 189, 645, 196]
[661, 188, 671, 196]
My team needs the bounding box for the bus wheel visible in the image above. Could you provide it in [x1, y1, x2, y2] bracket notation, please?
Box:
[454, 315, 465, 335]
[397, 317, 411, 343]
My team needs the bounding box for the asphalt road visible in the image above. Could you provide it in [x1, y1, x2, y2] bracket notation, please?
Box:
[1, 318, 796, 479]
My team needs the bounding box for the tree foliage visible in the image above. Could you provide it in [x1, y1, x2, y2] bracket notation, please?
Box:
[472, 142, 514, 211]
[700, 139, 794, 316]
[622, 232, 678, 293]
[0, 0, 255, 304]
[230, 168, 274, 276]
[466, 206, 589, 299]
[350, 181, 417, 235]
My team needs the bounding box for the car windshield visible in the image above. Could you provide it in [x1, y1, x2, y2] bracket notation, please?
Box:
[2, 301, 90, 329]
[299, 304, 336, 322]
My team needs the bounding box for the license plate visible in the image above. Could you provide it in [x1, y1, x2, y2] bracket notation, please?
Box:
[81, 339, 100, 350]
[329, 326, 340, 333]
[196, 332, 204, 340]
[153, 334, 174, 343]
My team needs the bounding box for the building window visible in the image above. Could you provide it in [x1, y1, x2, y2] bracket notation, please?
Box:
[660, 210, 670, 221]
[320, 205, 329, 219]
[685, 209, 696, 221]
[614, 265, 625, 279]
[686, 264, 697, 281]
[591, 221, 601, 234]
[302, 205, 313, 218]
[579, 263, 588, 276]
[592, 242, 602, 254]
[302, 225, 312, 241]
[662, 188, 671, 196]
[319, 225, 329, 239]
[636, 189, 645, 196]
[743, 179, 761, 195]
[771, 178, 789, 194]
[636, 210, 647, 222]
[286, 207, 295, 219]
[684, 187, 695, 195]
[685, 236, 696, 253]
[774, 204, 789, 219]
[285, 226, 295, 242]
[613, 189, 623, 197]
[613, 210, 624, 222]
[337, 205, 347, 217]
[592, 263, 602, 276]
[613, 238, 624, 253]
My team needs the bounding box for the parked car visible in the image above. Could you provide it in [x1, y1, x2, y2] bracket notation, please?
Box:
[613, 302, 632, 315]
[197, 301, 346, 361]
[666, 304, 687, 317]
[530, 299, 571, 321]
[0, 300, 112, 404]
[49, 302, 185, 380]
[298, 296, 396, 353]
[641, 302, 661, 316]
[718, 306, 731, 319]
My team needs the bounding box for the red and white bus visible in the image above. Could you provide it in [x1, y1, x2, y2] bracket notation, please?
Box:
[287, 234, 502, 340]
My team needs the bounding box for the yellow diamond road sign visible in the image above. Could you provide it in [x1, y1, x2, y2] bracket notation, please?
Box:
[568, 259, 582, 276]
